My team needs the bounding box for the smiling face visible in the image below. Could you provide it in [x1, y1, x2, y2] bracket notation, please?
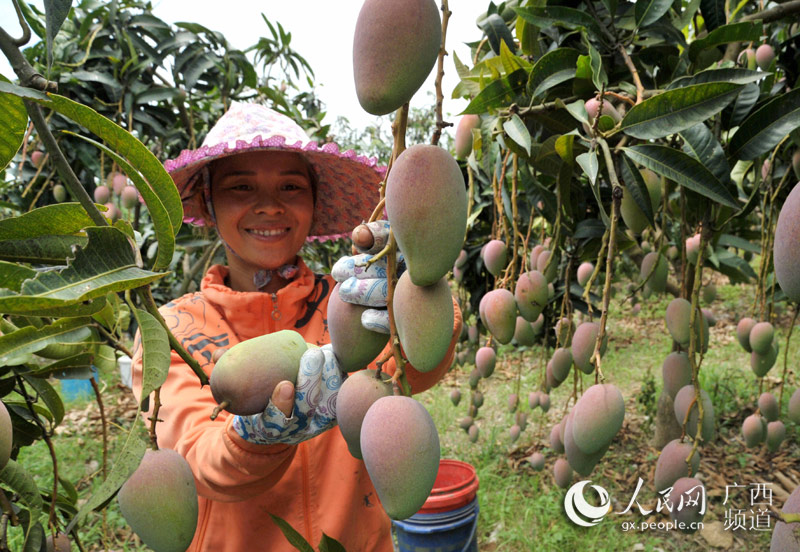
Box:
[207, 150, 315, 291]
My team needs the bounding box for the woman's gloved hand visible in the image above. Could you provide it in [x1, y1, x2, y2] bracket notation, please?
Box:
[230, 344, 343, 445]
[331, 220, 403, 335]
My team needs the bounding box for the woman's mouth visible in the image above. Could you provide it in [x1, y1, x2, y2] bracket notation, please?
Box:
[246, 227, 290, 239]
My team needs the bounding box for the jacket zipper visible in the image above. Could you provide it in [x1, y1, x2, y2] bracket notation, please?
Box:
[270, 293, 281, 321]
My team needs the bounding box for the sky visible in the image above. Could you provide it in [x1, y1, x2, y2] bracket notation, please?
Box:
[0, 1, 489, 134]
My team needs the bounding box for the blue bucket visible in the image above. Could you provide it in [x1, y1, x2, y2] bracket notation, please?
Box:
[60, 366, 99, 401]
[392, 497, 479, 552]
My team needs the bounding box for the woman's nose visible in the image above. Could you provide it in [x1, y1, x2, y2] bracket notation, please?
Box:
[252, 191, 285, 214]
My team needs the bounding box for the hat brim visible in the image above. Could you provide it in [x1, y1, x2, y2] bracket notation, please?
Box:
[165, 135, 386, 241]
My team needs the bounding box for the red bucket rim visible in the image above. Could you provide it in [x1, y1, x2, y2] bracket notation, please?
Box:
[419, 459, 479, 513]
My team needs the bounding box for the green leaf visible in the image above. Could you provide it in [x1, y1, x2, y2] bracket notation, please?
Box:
[717, 234, 760, 254]
[0, 289, 107, 318]
[462, 69, 528, 115]
[270, 514, 315, 552]
[555, 134, 575, 164]
[688, 22, 762, 63]
[716, 249, 757, 282]
[635, 0, 672, 28]
[319, 533, 347, 552]
[587, 43, 608, 93]
[68, 71, 122, 93]
[93, 343, 117, 374]
[498, 40, 531, 75]
[23, 521, 44, 552]
[0, 460, 43, 543]
[133, 309, 171, 401]
[700, 0, 727, 31]
[620, 155, 655, 228]
[67, 425, 146, 532]
[527, 48, 581, 99]
[0, 262, 36, 292]
[45, 0, 73, 67]
[727, 82, 759, 127]
[483, 13, 516, 55]
[31, 353, 94, 379]
[0, 75, 27, 173]
[0, 317, 92, 367]
[0, 202, 94, 241]
[620, 82, 743, 140]
[503, 115, 531, 155]
[576, 152, 599, 184]
[623, 145, 739, 208]
[565, 99, 589, 124]
[679, 123, 730, 185]
[728, 88, 800, 160]
[66, 132, 175, 271]
[21, 374, 65, 427]
[668, 68, 764, 89]
[0, 227, 164, 314]
[514, 6, 604, 42]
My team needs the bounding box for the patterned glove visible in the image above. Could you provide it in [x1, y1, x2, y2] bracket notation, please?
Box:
[331, 220, 403, 335]
[232, 345, 342, 445]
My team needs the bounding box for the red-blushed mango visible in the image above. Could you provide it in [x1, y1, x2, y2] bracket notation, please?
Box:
[702, 283, 717, 304]
[665, 298, 709, 352]
[450, 389, 461, 406]
[640, 252, 668, 293]
[514, 270, 548, 322]
[756, 43, 775, 70]
[386, 145, 467, 286]
[653, 439, 699, 493]
[93, 185, 110, 204]
[539, 392, 551, 413]
[571, 383, 624, 455]
[536, 249, 559, 282]
[121, 186, 139, 209]
[550, 423, 564, 453]
[472, 391, 484, 408]
[742, 414, 766, 448]
[455, 115, 481, 159]
[467, 325, 479, 344]
[790, 389, 800, 424]
[210, 330, 307, 415]
[585, 98, 621, 123]
[529, 244, 544, 271]
[685, 233, 701, 264]
[328, 283, 390, 372]
[545, 362, 557, 391]
[479, 288, 517, 344]
[458, 416, 473, 431]
[529, 391, 540, 410]
[772, 183, 800, 302]
[701, 308, 716, 327]
[564, 410, 610, 476]
[553, 458, 573, 489]
[668, 477, 706, 533]
[620, 169, 661, 235]
[749, 321, 775, 355]
[45, 533, 71, 552]
[531, 313, 544, 336]
[353, 0, 441, 115]
[509, 424, 521, 442]
[476, 346, 496, 378]
[30, 150, 45, 168]
[766, 421, 786, 452]
[455, 249, 468, 269]
[514, 316, 537, 346]
[739, 48, 757, 70]
[468, 424, 479, 443]
[508, 393, 518, 413]
[673, 385, 714, 442]
[758, 392, 780, 422]
[529, 452, 545, 471]
[117, 449, 198, 552]
[337, 369, 393, 459]
[577, 262, 594, 287]
[551, 347, 573, 384]
[361, 396, 440, 520]
[662, 352, 691, 399]
[468, 368, 480, 389]
[515, 411, 528, 431]
[751, 341, 779, 377]
[0, 401, 11, 470]
[394, 272, 454, 373]
[571, 322, 607, 374]
[453, 265, 464, 283]
[736, 317, 757, 352]
[771, 483, 800, 551]
[482, 239, 507, 276]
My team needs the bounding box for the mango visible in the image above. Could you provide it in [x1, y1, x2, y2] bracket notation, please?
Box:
[386, 145, 467, 286]
[210, 330, 307, 415]
[620, 169, 661, 235]
[118, 449, 198, 552]
[529, 452, 545, 471]
[482, 239, 507, 277]
[337, 369, 393, 459]
[0, 401, 11, 470]
[536, 249, 559, 282]
[758, 392, 779, 422]
[479, 288, 517, 344]
[772, 183, 800, 302]
[571, 322, 606, 374]
[513, 316, 537, 346]
[766, 420, 786, 452]
[550, 347, 573, 384]
[529, 245, 544, 270]
[394, 272, 454, 372]
[736, 317, 757, 352]
[529, 392, 540, 410]
[756, 43, 775, 70]
[742, 414, 766, 448]
[662, 352, 691, 399]
[665, 298, 709, 352]
[749, 321, 775, 355]
[673, 385, 714, 442]
[571, 383, 624, 455]
[509, 424, 521, 442]
[361, 396, 440, 520]
[353, 0, 441, 115]
[53, 184, 67, 203]
[514, 270, 548, 322]
[668, 477, 706, 533]
[458, 416, 473, 431]
[555, 317, 574, 347]
[539, 392, 551, 413]
[702, 283, 717, 303]
[476, 346, 496, 378]
[790, 388, 800, 424]
[751, 341, 779, 377]
[45, 533, 71, 552]
[93, 185, 110, 204]
[468, 424, 479, 443]
[455, 115, 480, 159]
[550, 423, 564, 453]
[564, 409, 610, 476]
[449, 389, 461, 406]
[553, 458, 573, 489]
[654, 439, 699, 493]
[576, 262, 594, 287]
[121, 186, 139, 209]
[770, 482, 800, 551]
[328, 283, 391, 373]
[640, 252, 667, 293]
[515, 411, 528, 431]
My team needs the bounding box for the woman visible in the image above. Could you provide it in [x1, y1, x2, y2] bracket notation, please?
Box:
[130, 102, 462, 551]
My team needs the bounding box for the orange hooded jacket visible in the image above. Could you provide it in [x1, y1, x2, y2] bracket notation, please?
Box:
[131, 261, 461, 551]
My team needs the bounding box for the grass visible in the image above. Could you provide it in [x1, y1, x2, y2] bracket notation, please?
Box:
[10, 277, 799, 551]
